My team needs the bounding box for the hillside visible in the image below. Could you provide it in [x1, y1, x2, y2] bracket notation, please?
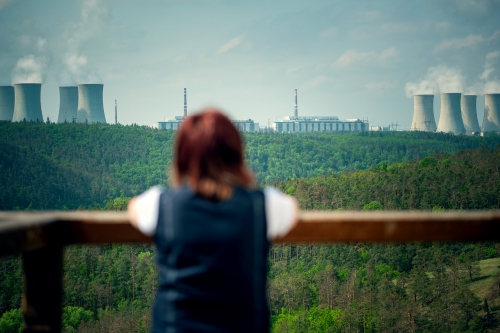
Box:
[1, 121, 500, 210]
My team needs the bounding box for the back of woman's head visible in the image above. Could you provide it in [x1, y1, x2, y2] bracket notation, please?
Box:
[173, 109, 254, 200]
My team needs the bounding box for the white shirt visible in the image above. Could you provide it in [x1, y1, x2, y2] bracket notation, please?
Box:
[134, 186, 297, 240]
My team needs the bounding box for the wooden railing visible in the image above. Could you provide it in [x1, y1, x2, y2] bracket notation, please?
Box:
[1, 210, 500, 332]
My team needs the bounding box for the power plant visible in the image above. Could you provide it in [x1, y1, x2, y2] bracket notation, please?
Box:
[57, 86, 78, 123]
[482, 93, 500, 132]
[411, 95, 436, 132]
[461, 95, 480, 134]
[77, 84, 106, 123]
[12, 83, 43, 122]
[436, 93, 465, 135]
[0, 86, 14, 121]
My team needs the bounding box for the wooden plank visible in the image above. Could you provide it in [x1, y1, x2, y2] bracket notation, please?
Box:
[0, 211, 500, 248]
[274, 211, 500, 243]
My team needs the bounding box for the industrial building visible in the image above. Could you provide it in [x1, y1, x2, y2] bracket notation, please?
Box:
[77, 84, 106, 123]
[58, 86, 78, 123]
[0, 86, 14, 121]
[157, 116, 185, 130]
[411, 95, 436, 132]
[274, 116, 368, 133]
[12, 83, 43, 122]
[436, 93, 465, 135]
[461, 95, 480, 134]
[231, 119, 260, 132]
[482, 93, 500, 133]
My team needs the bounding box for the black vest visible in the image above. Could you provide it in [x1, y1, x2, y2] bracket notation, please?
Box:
[152, 186, 269, 333]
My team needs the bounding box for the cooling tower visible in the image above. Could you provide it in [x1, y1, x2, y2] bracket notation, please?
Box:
[12, 83, 43, 122]
[411, 95, 436, 131]
[482, 93, 500, 132]
[461, 95, 480, 134]
[437, 93, 465, 135]
[57, 86, 78, 123]
[77, 84, 106, 123]
[0, 86, 14, 121]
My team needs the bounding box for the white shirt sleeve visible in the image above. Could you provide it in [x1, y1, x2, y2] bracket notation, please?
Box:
[264, 187, 298, 240]
[134, 186, 163, 236]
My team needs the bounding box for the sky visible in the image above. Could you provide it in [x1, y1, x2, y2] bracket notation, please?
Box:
[0, 0, 499, 128]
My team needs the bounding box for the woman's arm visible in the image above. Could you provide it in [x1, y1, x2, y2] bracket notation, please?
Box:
[264, 188, 300, 241]
[126, 187, 163, 236]
[127, 196, 140, 229]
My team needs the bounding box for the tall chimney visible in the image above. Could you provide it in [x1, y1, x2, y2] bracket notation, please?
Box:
[115, 100, 117, 125]
[184, 88, 187, 118]
[77, 84, 106, 123]
[437, 93, 465, 134]
[294, 89, 298, 117]
[482, 93, 500, 133]
[0, 86, 14, 121]
[411, 95, 436, 132]
[12, 83, 43, 122]
[57, 86, 78, 123]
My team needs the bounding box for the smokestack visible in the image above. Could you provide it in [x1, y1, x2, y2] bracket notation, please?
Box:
[294, 89, 298, 117]
[0, 86, 14, 121]
[411, 95, 436, 131]
[437, 93, 465, 134]
[57, 86, 78, 123]
[482, 93, 500, 133]
[115, 100, 117, 125]
[12, 83, 43, 122]
[461, 95, 480, 134]
[184, 88, 187, 117]
[77, 84, 106, 123]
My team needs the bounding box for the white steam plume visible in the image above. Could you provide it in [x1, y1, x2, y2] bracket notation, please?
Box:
[10, 34, 49, 84]
[405, 65, 465, 97]
[466, 51, 500, 94]
[58, 0, 108, 85]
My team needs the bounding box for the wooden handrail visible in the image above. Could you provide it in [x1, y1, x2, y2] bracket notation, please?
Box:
[1, 210, 500, 255]
[1, 210, 499, 333]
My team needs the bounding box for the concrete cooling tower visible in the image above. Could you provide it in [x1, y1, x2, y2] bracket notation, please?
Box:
[0, 86, 14, 121]
[58, 86, 78, 123]
[12, 83, 43, 122]
[411, 95, 436, 131]
[461, 95, 480, 134]
[77, 84, 106, 123]
[482, 93, 500, 132]
[437, 93, 465, 135]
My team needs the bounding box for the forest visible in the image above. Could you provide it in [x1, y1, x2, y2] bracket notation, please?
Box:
[0, 121, 500, 332]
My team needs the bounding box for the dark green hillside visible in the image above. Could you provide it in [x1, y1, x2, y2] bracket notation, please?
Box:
[1, 121, 500, 209]
[275, 145, 500, 210]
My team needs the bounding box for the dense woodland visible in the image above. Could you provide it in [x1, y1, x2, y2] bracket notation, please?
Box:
[1, 122, 500, 332]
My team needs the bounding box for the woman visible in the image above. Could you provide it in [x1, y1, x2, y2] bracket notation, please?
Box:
[128, 109, 298, 332]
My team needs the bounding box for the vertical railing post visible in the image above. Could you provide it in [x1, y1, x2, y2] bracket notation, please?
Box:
[22, 244, 63, 333]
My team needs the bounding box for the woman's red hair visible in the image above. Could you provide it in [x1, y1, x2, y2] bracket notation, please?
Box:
[173, 109, 254, 200]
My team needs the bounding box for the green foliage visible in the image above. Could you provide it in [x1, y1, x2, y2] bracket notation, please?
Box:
[0, 309, 22, 333]
[62, 306, 93, 333]
[363, 201, 384, 211]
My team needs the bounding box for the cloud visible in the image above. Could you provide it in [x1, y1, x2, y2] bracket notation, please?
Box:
[405, 65, 465, 97]
[217, 35, 245, 55]
[333, 47, 399, 68]
[0, 0, 16, 11]
[480, 50, 499, 80]
[285, 66, 302, 74]
[435, 30, 500, 52]
[62, 52, 102, 84]
[11, 54, 46, 83]
[320, 27, 338, 38]
[303, 76, 327, 90]
[365, 80, 398, 90]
